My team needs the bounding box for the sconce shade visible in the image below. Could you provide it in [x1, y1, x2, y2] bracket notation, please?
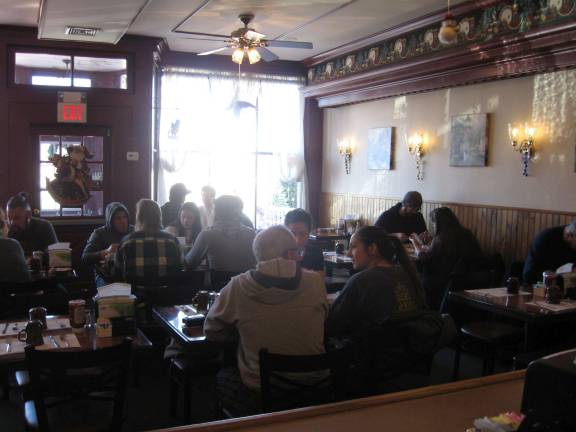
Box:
[439, 18, 458, 45]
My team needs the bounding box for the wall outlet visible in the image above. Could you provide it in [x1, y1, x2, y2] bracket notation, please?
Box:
[126, 151, 139, 161]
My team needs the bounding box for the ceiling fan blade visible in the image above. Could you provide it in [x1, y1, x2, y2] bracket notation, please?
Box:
[257, 47, 279, 62]
[245, 30, 266, 40]
[197, 47, 231, 56]
[173, 30, 231, 39]
[178, 37, 231, 43]
[265, 40, 313, 49]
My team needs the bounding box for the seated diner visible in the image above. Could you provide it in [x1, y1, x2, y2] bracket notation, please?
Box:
[6, 192, 58, 258]
[81, 201, 134, 287]
[2, 2, 576, 431]
[204, 225, 328, 415]
[0, 208, 31, 283]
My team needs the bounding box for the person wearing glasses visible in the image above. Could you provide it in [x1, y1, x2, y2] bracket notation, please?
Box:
[284, 208, 324, 274]
[375, 191, 430, 243]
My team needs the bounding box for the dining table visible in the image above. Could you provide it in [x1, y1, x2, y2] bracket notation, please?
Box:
[449, 288, 576, 351]
[0, 315, 153, 365]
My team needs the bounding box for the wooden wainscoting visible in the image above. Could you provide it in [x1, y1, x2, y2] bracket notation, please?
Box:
[320, 193, 576, 265]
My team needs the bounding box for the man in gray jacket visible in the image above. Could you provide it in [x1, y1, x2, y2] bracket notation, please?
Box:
[204, 225, 327, 414]
[82, 202, 134, 286]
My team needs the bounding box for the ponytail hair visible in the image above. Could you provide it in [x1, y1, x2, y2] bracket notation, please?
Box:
[354, 225, 428, 309]
[7, 192, 32, 211]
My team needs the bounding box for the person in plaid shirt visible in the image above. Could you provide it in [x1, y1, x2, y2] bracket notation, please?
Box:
[115, 199, 182, 283]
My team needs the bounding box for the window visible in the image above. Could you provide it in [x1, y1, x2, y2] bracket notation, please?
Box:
[15, 52, 128, 90]
[158, 69, 305, 229]
[31, 76, 92, 87]
[38, 134, 105, 217]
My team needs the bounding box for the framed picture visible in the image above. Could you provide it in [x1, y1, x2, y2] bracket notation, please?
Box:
[450, 114, 488, 167]
[367, 127, 394, 170]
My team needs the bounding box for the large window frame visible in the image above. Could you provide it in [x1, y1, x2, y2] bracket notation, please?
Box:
[9, 46, 133, 93]
[157, 68, 306, 229]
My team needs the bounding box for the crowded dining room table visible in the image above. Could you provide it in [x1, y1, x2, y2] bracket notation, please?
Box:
[2, 0, 576, 428]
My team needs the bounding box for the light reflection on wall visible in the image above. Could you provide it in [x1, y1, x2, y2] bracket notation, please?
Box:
[532, 70, 576, 167]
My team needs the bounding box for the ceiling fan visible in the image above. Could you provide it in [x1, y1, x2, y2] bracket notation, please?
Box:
[175, 14, 313, 64]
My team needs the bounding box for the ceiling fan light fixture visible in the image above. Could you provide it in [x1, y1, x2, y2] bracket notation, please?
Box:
[232, 48, 245, 64]
[247, 48, 261, 64]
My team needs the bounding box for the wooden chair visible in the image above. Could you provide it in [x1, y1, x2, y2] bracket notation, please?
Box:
[258, 347, 350, 413]
[350, 310, 449, 396]
[24, 338, 132, 432]
[445, 255, 523, 379]
[168, 354, 221, 423]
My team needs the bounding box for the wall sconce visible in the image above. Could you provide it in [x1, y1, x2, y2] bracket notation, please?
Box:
[338, 139, 353, 175]
[508, 123, 536, 176]
[407, 133, 425, 180]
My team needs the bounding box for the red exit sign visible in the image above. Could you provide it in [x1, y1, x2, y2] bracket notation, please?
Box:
[57, 92, 87, 123]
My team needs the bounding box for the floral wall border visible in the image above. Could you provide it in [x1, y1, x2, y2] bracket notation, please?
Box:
[307, 0, 576, 85]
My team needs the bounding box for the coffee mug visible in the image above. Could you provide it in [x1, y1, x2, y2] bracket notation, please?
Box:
[29, 307, 47, 329]
[17, 320, 44, 346]
[506, 277, 520, 295]
[192, 291, 219, 313]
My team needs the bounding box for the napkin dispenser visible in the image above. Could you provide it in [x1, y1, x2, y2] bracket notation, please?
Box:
[94, 294, 136, 336]
[520, 349, 576, 430]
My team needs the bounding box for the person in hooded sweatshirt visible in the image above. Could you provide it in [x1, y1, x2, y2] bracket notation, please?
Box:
[204, 225, 328, 415]
[185, 195, 256, 289]
[81, 202, 134, 287]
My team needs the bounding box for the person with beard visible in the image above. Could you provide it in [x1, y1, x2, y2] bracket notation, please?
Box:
[6, 192, 57, 259]
[82, 202, 134, 287]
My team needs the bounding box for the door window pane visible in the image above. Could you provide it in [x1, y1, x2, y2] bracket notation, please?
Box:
[87, 163, 103, 187]
[83, 191, 103, 217]
[40, 136, 61, 161]
[39, 163, 57, 188]
[83, 136, 104, 161]
[40, 191, 60, 217]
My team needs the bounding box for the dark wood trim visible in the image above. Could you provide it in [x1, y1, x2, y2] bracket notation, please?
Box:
[301, 21, 576, 107]
[161, 51, 306, 77]
[303, 98, 323, 226]
[302, 0, 500, 67]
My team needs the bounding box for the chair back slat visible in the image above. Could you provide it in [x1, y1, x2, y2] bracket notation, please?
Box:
[258, 347, 350, 412]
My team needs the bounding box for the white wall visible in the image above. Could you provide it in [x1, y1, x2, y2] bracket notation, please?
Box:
[322, 70, 576, 212]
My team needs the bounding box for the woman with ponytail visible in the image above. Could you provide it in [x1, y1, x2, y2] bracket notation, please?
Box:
[325, 225, 426, 339]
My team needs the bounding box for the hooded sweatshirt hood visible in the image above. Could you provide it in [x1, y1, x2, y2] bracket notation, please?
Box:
[240, 258, 303, 305]
[105, 202, 130, 233]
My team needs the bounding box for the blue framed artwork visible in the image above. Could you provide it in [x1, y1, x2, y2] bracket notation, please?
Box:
[367, 127, 393, 170]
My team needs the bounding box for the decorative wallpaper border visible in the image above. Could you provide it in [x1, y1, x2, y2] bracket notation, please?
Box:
[307, 0, 576, 85]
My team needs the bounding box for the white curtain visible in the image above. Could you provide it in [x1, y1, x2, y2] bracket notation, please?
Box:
[158, 68, 305, 227]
